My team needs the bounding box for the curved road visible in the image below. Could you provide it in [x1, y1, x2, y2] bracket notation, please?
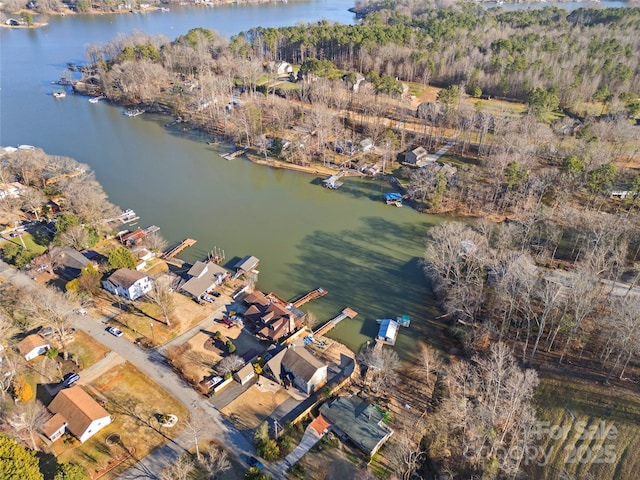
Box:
[0, 261, 256, 479]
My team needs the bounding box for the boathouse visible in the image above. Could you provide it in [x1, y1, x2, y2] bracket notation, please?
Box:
[234, 255, 260, 275]
[376, 319, 399, 345]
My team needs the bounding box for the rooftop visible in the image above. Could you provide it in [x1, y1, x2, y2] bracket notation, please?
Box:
[16, 334, 49, 357]
[108, 268, 146, 289]
[48, 387, 110, 439]
[319, 396, 393, 456]
[234, 255, 259, 272]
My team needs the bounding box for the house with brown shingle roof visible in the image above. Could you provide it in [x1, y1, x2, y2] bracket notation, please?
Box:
[243, 291, 306, 342]
[44, 386, 111, 443]
[102, 268, 152, 300]
[16, 334, 50, 361]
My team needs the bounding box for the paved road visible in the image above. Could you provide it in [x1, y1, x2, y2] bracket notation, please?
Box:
[0, 261, 256, 479]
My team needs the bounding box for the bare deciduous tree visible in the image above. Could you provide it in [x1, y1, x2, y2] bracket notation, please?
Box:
[145, 277, 173, 326]
[6, 400, 51, 451]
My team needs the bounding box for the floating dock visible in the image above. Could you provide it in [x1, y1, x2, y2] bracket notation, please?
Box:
[313, 307, 358, 337]
[291, 287, 328, 308]
[162, 238, 197, 259]
[221, 148, 248, 160]
[322, 171, 345, 189]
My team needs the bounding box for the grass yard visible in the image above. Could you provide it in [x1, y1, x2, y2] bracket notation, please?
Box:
[66, 330, 110, 370]
[96, 289, 213, 346]
[57, 362, 188, 479]
[290, 433, 363, 480]
[221, 381, 291, 433]
[530, 373, 640, 480]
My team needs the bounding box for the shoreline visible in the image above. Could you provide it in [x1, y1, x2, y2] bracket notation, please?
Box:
[0, 0, 295, 28]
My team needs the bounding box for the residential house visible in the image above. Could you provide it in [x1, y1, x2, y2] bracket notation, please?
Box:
[243, 290, 306, 342]
[266, 345, 327, 394]
[132, 247, 153, 271]
[119, 228, 147, 246]
[102, 268, 152, 300]
[319, 395, 394, 457]
[51, 247, 96, 280]
[266, 61, 293, 79]
[404, 146, 430, 167]
[233, 363, 256, 385]
[342, 72, 366, 92]
[359, 138, 374, 153]
[43, 386, 111, 443]
[16, 334, 50, 361]
[180, 261, 228, 301]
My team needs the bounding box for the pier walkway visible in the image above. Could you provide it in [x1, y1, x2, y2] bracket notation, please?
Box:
[162, 238, 197, 259]
[291, 287, 328, 308]
[221, 147, 248, 160]
[313, 307, 358, 337]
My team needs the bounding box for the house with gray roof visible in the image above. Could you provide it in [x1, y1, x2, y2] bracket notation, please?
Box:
[266, 345, 327, 395]
[319, 395, 393, 457]
[404, 146, 430, 167]
[180, 261, 228, 300]
[51, 247, 96, 280]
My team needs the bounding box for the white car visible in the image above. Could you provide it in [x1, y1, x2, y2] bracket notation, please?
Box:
[106, 326, 123, 337]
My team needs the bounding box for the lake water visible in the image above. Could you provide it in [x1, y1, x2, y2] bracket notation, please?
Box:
[0, 0, 629, 355]
[0, 0, 445, 356]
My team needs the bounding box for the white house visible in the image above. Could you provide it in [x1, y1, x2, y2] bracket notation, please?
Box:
[16, 334, 50, 361]
[43, 386, 111, 443]
[102, 268, 152, 300]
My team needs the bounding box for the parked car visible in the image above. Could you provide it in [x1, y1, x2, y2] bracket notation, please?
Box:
[39, 326, 54, 337]
[62, 372, 80, 388]
[75, 308, 87, 316]
[204, 376, 223, 390]
[220, 317, 234, 328]
[248, 456, 264, 470]
[106, 326, 123, 337]
[201, 294, 215, 303]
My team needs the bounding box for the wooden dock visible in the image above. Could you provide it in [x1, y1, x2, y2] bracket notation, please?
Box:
[291, 287, 328, 308]
[162, 238, 196, 259]
[221, 147, 248, 160]
[313, 307, 357, 337]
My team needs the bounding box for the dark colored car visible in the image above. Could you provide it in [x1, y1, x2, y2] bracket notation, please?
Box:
[248, 456, 264, 470]
[62, 372, 80, 388]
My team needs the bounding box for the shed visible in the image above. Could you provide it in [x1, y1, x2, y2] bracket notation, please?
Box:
[234, 363, 256, 385]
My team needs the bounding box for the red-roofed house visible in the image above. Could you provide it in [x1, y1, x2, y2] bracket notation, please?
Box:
[16, 334, 50, 361]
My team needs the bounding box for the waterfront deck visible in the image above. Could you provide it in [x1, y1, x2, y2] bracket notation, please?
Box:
[162, 238, 197, 259]
[291, 287, 328, 308]
[221, 147, 248, 160]
[322, 171, 346, 189]
[313, 307, 358, 337]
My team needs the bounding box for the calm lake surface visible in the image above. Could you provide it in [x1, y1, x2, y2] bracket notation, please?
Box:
[0, 0, 444, 355]
[0, 0, 628, 354]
